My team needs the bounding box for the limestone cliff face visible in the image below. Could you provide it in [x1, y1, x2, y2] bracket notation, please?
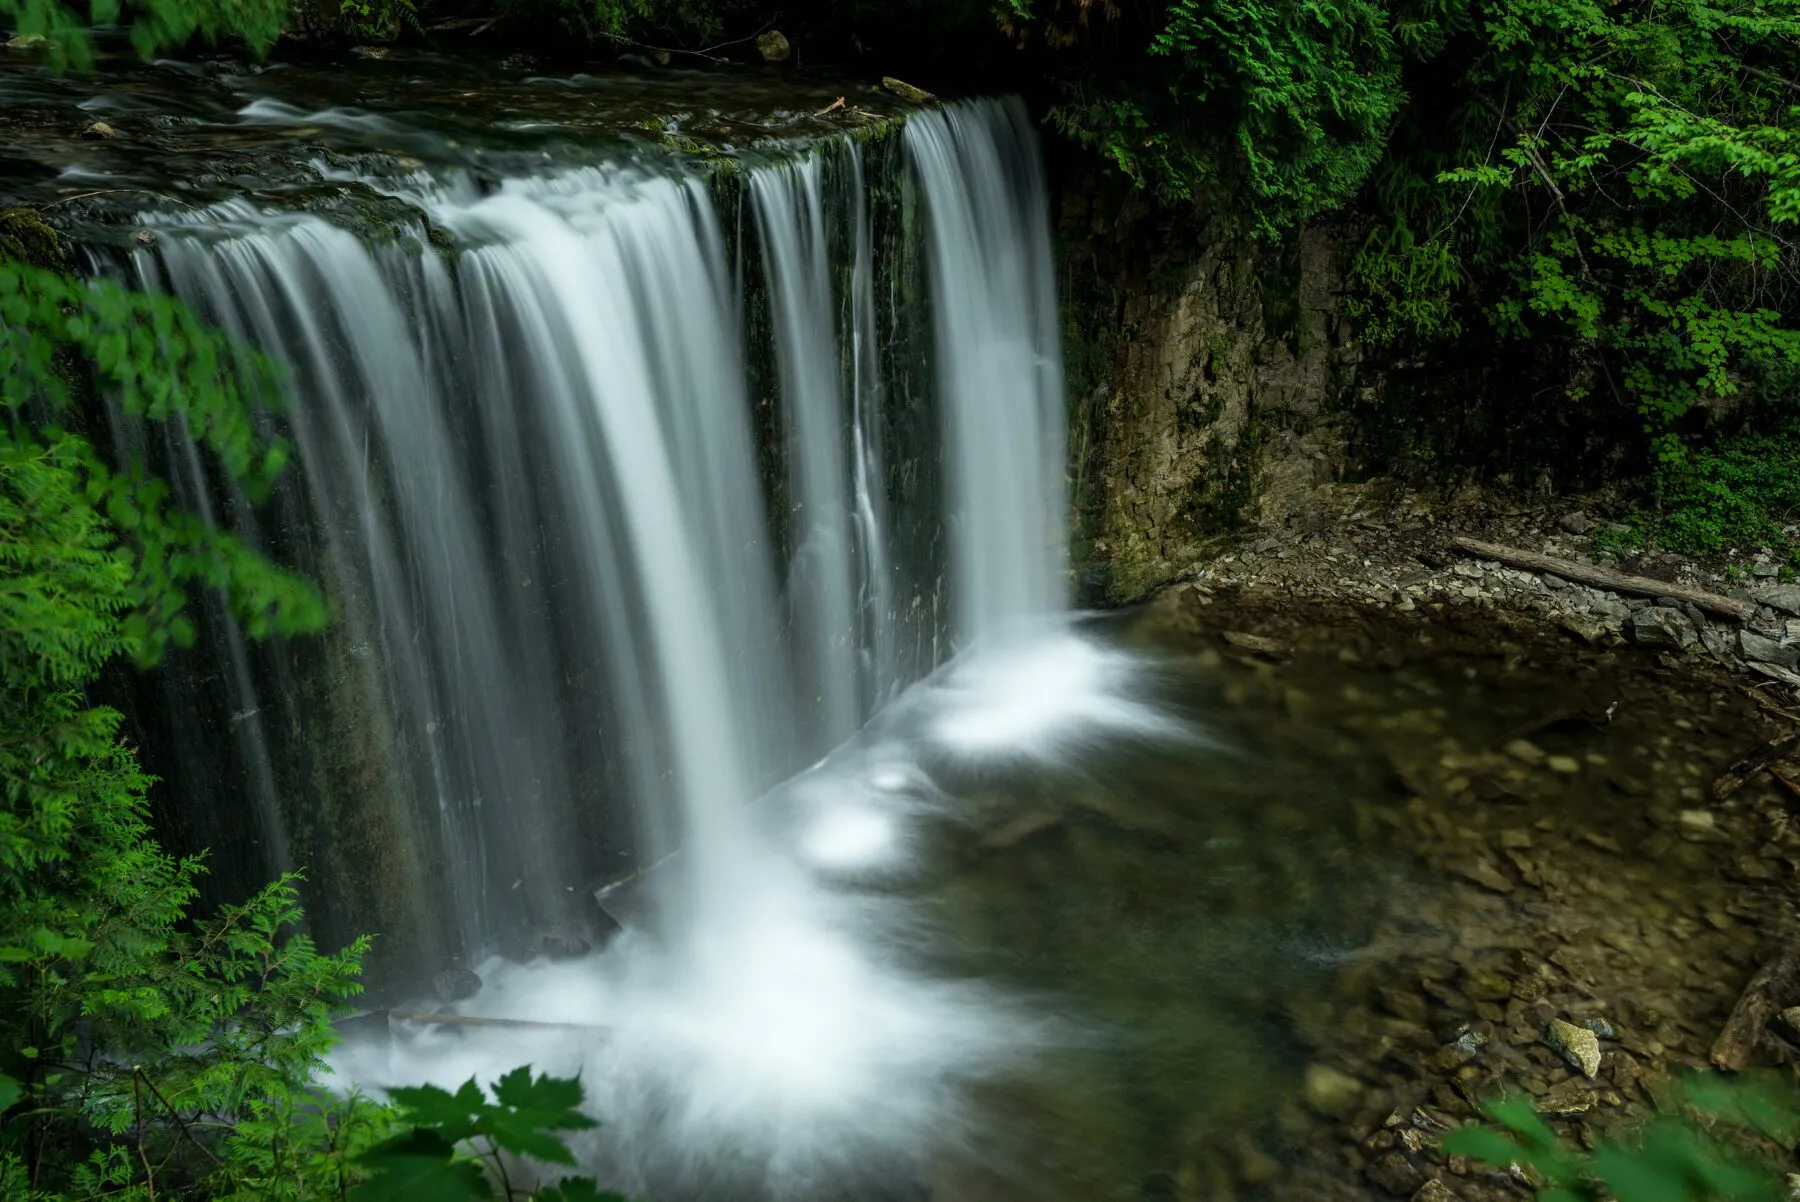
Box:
[1060, 189, 1363, 605]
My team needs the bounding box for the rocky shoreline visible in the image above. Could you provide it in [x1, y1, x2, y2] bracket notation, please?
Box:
[1169, 482, 1800, 710]
[1133, 496, 1800, 1201]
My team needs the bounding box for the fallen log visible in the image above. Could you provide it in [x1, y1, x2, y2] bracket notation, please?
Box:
[1450, 537, 1755, 622]
[1711, 937, 1800, 1071]
[387, 1010, 608, 1033]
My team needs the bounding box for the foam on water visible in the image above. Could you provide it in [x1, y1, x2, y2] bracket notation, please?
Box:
[332, 621, 1190, 1197]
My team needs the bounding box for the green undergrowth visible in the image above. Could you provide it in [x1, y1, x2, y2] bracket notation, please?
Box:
[1595, 425, 1800, 569]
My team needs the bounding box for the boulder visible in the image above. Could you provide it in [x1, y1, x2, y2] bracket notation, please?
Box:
[756, 30, 790, 62]
[432, 965, 482, 1002]
[1628, 606, 1696, 650]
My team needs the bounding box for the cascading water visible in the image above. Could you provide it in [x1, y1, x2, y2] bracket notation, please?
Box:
[126, 92, 1178, 1196]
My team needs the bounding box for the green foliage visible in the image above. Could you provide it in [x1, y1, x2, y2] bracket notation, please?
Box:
[340, 0, 419, 38]
[0, 259, 325, 668]
[1016, 0, 1415, 236]
[355, 1070, 622, 1201]
[1599, 423, 1800, 564]
[1445, 1073, 1796, 1201]
[1347, 0, 1800, 464]
[0, 0, 287, 69]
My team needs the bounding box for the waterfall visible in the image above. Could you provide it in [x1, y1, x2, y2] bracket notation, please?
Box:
[906, 100, 1068, 643]
[130, 96, 1064, 990]
[109, 91, 1121, 1196]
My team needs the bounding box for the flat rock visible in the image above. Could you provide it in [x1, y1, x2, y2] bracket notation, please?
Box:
[1546, 1017, 1602, 1077]
[1628, 606, 1697, 650]
[1756, 583, 1800, 616]
[1222, 629, 1288, 658]
[1534, 1078, 1597, 1115]
[1739, 630, 1799, 669]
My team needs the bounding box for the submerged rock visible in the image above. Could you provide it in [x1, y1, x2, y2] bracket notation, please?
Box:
[81, 121, 117, 140]
[5, 32, 48, 50]
[1546, 1017, 1602, 1077]
[1303, 1063, 1363, 1112]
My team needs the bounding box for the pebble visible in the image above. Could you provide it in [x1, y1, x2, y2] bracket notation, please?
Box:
[1546, 1017, 1603, 1077]
[1413, 1180, 1458, 1202]
[80, 120, 117, 139]
[1546, 755, 1581, 774]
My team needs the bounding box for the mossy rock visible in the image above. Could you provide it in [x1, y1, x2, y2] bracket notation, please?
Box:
[0, 208, 68, 271]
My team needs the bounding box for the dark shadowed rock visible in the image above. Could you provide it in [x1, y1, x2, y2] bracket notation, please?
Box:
[1628, 606, 1696, 650]
[433, 965, 482, 1002]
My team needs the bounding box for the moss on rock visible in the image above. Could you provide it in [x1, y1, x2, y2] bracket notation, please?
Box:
[0, 207, 68, 270]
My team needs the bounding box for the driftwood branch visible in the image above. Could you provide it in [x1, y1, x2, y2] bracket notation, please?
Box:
[1451, 537, 1755, 621]
[1712, 733, 1800, 800]
[1712, 937, 1800, 1071]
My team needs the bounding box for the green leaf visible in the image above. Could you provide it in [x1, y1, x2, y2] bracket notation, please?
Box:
[1441, 1125, 1522, 1166]
[482, 1068, 596, 1164]
[352, 1128, 492, 1202]
[387, 1076, 488, 1143]
[0, 1073, 21, 1113]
